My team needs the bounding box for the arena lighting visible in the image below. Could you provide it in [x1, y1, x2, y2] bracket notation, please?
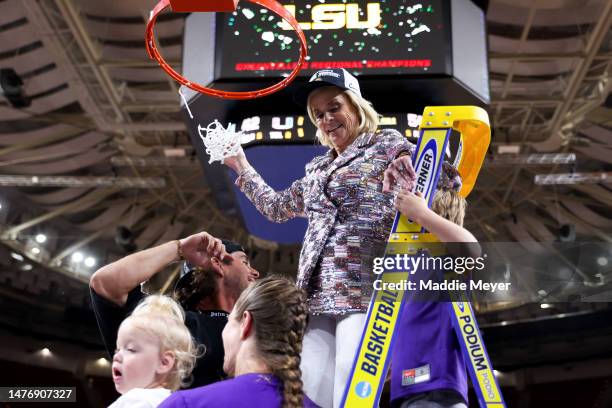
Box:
[35, 233, 47, 243]
[10, 252, 24, 261]
[21, 264, 33, 271]
[96, 357, 110, 367]
[584, 273, 604, 288]
[110, 156, 198, 167]
[534, 172, 612, 185]
[30, 247, 40, 255]
[163, 148, 187, 157]
[84, 257, 96, 268]
[40, 348, 51, 356]
[0, 175, 167, 188]
[597, 257, 608, 266]
[497, 145, 521, 154]
[540, 303, 553, 309]
[487, 153, 576, 167]
[71, 252, 84, 263]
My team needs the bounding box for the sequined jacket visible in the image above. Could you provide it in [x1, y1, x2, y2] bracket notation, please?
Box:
[237, 129, 414, 314]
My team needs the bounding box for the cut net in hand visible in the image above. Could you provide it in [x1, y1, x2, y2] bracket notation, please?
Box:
[198, 120, 243, 164]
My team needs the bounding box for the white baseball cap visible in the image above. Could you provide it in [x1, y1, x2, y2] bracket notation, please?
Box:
[294, 68, 361, 107]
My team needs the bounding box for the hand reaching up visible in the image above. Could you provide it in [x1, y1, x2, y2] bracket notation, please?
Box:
[179, 232, 230, 268]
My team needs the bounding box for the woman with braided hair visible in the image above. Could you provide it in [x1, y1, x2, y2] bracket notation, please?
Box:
[158, 276, 319, 408]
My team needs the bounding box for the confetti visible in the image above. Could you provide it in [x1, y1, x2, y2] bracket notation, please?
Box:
[219, 1, 442, 77]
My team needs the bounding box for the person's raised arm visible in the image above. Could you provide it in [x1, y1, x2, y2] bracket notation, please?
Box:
[224, 147, 306, 223]
[90, 231, 227, 306]
[224, 146, 252, 176]
[395, 191, 477, 243]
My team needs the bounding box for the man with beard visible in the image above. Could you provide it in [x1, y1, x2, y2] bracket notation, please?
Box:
[90, 231, 260, 388]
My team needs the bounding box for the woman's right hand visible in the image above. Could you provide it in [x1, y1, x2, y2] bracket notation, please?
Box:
[179, 231, 230, 267]
[223, 146, 251, 175]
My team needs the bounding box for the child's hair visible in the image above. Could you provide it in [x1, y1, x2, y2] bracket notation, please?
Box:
[123, 295, 201, 391]
[233, 276, 308, 408]
[431, 189, 466, 226]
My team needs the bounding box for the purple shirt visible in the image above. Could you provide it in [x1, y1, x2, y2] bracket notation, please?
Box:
[391, 300, 468, 405]
[158, 373, 320, 408]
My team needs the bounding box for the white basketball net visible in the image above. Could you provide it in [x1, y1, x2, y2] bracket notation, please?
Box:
[198, 120, 243, 164]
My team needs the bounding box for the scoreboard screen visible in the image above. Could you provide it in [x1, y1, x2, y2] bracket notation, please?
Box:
[215, 0, 450, 79]
[232, 113, 425, 147]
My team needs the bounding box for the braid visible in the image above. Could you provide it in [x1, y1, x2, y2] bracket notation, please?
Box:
[233, 276, 309, 407]
[269, 295, 308, 408]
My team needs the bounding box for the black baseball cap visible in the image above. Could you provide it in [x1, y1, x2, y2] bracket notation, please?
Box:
[294, 68, 362, 108]
[174, 239, 246, 294]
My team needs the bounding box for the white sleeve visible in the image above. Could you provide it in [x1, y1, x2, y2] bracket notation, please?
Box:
[108, 389, 170, 408]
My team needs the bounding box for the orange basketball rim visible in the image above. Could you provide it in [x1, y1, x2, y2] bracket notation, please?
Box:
[145, 0, 308, 100]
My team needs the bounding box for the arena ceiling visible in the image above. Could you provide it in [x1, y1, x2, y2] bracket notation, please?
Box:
[0, 0, 610, 290]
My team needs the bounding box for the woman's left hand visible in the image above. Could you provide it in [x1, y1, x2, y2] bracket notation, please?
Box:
[383, 155, 417, 193]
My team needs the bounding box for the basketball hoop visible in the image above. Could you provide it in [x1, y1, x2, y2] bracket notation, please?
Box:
[146, 0, 308, 100]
